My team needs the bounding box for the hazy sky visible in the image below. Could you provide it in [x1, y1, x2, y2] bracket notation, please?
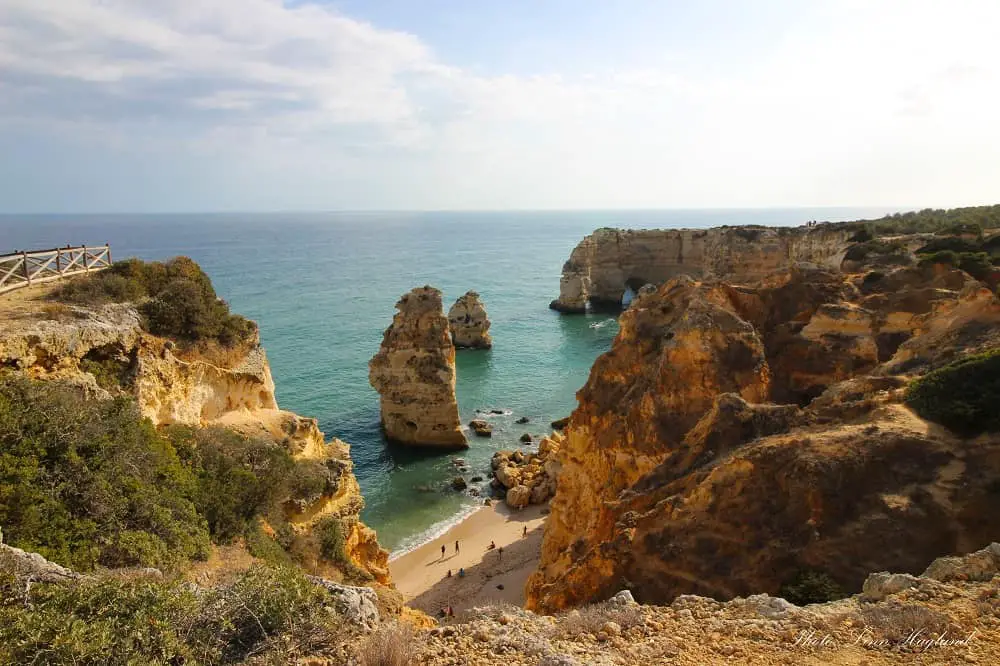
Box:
[1, 0, 998, 212]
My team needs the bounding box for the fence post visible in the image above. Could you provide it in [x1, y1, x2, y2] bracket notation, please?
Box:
[106, 243, 112, 266]
[56, 248, 62, 275]
[22, 251, 30, 285]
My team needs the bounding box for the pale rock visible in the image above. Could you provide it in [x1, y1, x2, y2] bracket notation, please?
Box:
[309, 577, 380, 630]
[506, 484, 531, 509]
[368, 286, 466, 448]
[448, 291, 493, 349]
[862, 572, 921, 601]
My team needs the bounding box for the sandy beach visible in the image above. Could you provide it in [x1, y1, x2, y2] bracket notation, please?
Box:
[389, 502, 547, 616]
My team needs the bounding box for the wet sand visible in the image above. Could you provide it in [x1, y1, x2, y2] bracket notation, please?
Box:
[389, 502, 547, 616]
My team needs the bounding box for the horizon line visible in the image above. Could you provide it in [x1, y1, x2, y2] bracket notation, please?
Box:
[0, 203, 947, 217]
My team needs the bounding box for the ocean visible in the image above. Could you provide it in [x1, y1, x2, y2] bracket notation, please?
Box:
[0, 208, 891, 553]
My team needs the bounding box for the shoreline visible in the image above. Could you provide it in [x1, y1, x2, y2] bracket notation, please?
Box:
[389, 502, 547, 615]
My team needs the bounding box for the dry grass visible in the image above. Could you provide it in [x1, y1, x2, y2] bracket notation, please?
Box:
[358, 623, 416, 666]
[555, 599, 644, 638]
[859, 603, 950, 642]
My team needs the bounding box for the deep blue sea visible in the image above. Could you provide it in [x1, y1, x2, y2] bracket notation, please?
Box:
[0, 208, 892, 553]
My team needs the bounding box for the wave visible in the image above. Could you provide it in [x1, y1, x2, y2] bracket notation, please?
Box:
[589, 318, 616, 329]
[388, 501, 482, 560]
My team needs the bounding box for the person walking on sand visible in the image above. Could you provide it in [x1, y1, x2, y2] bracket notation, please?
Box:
[441, 544, 445, 558]
[523, 525, 527, 538]
[498, 546, 504, 562]
[447, 569, 452, 578]
[455, 540, 459, 554]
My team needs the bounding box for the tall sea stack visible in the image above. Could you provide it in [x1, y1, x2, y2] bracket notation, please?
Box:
[368, 286, 467, 448]
[448, 291, 493, 349]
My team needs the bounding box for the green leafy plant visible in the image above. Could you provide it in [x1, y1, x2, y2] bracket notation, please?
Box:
[905, 348, 1000, 436]
[778, 570, 846, 606]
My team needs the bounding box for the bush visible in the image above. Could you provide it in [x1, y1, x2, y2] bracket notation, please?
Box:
[843, 240, 906, 262]
[905, 348, 1000, 436]
[0, 564, 340, 665]
[0, 377, 210, 571]
[778, 570, 846, 606]
[0, 379, 339, 572]
[358, 623, 416, 666]
[835, 205, 1000, 237]
[50, 257, 256, 348]
[918, 249, 996, 281]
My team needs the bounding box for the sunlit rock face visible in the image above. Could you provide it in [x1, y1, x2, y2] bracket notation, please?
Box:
[369, 286, 467, 449]
[549, 225, 852, 312]
[448, 291, 493, 349]
[527, 261, 1000, 613]
[0, 296, 392, 584]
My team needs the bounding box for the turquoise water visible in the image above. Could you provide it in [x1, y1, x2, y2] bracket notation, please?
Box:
[1, 208, 891, 552]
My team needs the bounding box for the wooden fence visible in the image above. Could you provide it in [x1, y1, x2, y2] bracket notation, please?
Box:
[0, 244, 112, 295]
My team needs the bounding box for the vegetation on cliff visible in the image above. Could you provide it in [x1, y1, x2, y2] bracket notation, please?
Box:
[905, 348, 1000, 436]
[50, 256, 256, 348]
[0, 562, 341, 665]
[0, 376, 353, 573]
[844, 204, 1000, 237]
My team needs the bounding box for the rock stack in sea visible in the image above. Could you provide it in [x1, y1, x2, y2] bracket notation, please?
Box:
[368, 286, 467, 448]
[448, 291, 493, 349]
[490, 431, 564, 509]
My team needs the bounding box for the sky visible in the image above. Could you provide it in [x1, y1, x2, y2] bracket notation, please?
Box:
[0, 0, 998, 213]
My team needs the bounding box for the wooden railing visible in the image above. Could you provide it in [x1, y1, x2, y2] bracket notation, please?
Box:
[0, 244, 112, 295]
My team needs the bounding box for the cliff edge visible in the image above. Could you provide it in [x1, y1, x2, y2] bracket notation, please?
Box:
[529, 249, 1000, 612]
[550, 224, 853, 312]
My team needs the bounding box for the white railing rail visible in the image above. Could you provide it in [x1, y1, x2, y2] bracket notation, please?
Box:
[0, 244, 112, 295]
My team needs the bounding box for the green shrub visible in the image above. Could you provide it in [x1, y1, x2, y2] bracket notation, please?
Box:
[317, 517, 348, 564]
[917, 250, 996, 281]
[0, 377, 210, 571]
[0, 378, 339, 573]
[165, 425, 296, 543]
[51, 257, 256, 348]
[778, 570, 846, 606]
[836, 205, 1000, 237]
[0, 564, 339, 665]
[905, 348, 1000, 436]
[843, 240, 907, 262]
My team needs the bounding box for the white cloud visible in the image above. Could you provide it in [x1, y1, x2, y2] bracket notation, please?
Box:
[0, 0, 998, 210]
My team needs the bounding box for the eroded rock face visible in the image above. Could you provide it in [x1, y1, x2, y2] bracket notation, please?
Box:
[0, 291, 391, 586]
[448, 291, 492, 349]
[368, 287, 466, 448]
[527, 264, 1000, 613]
[550, 225, 852, 312]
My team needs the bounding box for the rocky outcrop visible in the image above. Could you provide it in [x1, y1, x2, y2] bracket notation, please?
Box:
[416, 547, 1000, 665]
[368, 287, 467, 449]
[491, 432, 564, 509]
[0, 286, 391, 586]
[448, 291, 492, 349]
[550, 224, 853, 312]
[527, 262, 1000, 613]
[308, 577, 381, 630]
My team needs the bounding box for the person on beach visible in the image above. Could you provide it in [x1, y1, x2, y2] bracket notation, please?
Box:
[459, 568, 465, 577]
[447, 569, 452, 578]
[455, 540, 459, 554]
[487, 540, 496, 550]
[441, 544, 445, 558]
[523, 526, 527, 537]
[498, 546, 504, 562]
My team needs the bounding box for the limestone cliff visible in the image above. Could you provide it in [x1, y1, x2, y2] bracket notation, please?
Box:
[550, 224, 853, 312]
[527, 260, 1000, 613]
[448, 291, 493, 349]
[0, 287, 390, 585]
[368, 286, 467, 448]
